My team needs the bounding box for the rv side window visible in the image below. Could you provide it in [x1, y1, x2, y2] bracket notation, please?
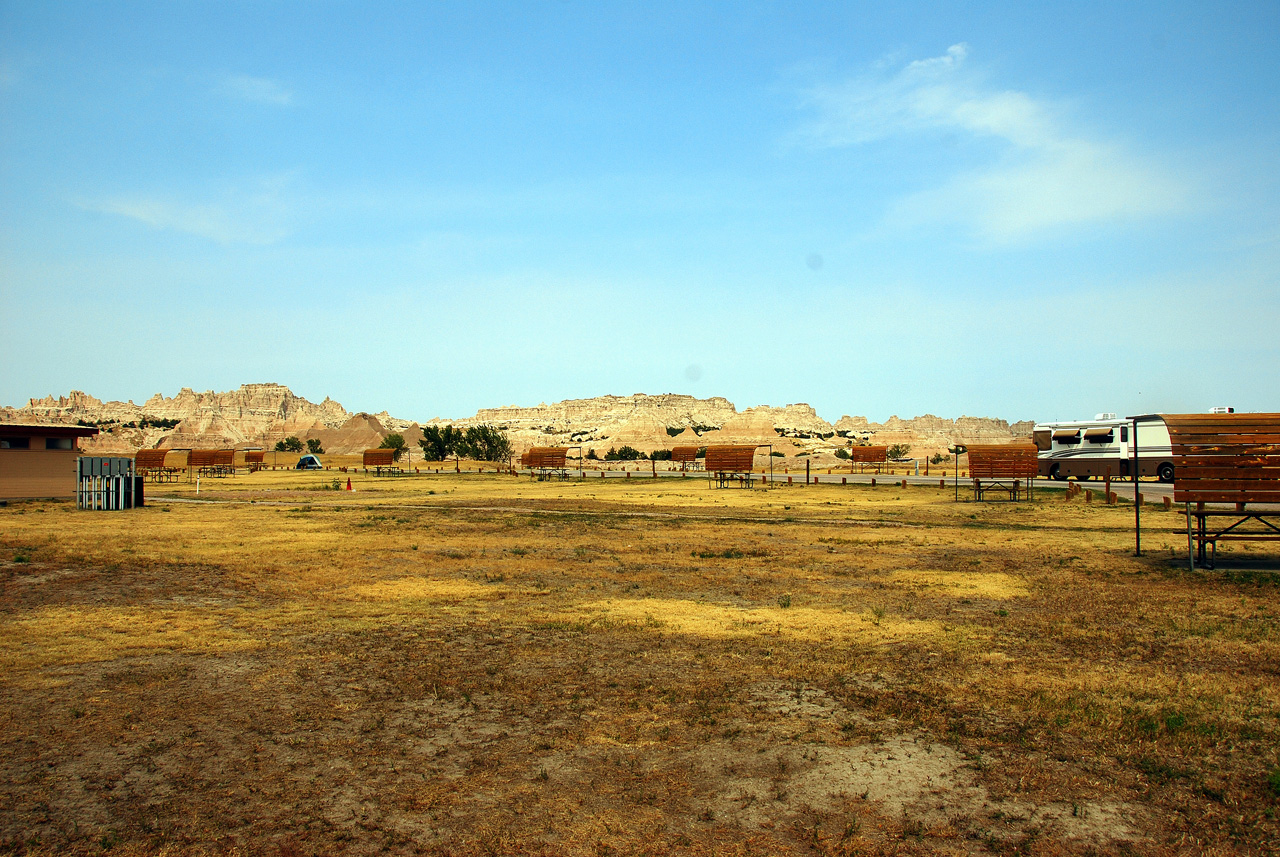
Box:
[1120, 426, 1129, 443]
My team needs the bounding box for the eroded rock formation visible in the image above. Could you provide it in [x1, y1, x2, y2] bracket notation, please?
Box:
[3, 384, 1034, 461]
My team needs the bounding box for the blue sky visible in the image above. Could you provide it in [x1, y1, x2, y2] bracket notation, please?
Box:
[2, 2, 1277, 423]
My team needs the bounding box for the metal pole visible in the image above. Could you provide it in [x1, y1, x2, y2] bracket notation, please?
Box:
[1133, 417, 1141, 556]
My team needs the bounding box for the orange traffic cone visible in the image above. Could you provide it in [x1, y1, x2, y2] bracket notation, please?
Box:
[346, 477, 353, 491]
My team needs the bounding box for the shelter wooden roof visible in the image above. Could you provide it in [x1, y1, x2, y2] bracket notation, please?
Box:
[1157, 413, 1280, 504]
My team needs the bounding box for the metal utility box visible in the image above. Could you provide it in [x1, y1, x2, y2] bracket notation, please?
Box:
[77, 457, 144, 509]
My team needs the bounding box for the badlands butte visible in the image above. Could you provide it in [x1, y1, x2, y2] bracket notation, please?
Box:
[4, 382, 1035, 465]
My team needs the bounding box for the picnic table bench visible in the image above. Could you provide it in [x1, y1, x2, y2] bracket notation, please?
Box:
[966, 444, 1039, 501]
[134, 449, 182, 483]
[188, 448, 236, 477]
[363, 448, 404, 476]
[670, 446, 703, 471]
[847, 445, 888, 473]
[521, 447, 571, 480]
[243, 449, 265, 472]
[705, 445, 761, 488]
[1162, 413, 1280, 568]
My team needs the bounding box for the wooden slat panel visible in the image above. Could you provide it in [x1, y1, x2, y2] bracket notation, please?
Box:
[967, 444, 1039, 478]
[134, 449, 169, 468]
[1162, 415, 1280, 426]
[1178, 482, 1279, 493]
[1174, 491, 1280, 502]
[189, 449, 235, 468]
[670, 446, 700, 463]
[363, 449, 396, 467]
[847, 446, 888, 463]
[1162, 413, 1280, 504]
[1174, 467, 1280, 478]
[523, 447, 568, 468]
[704, 445, 758, 472]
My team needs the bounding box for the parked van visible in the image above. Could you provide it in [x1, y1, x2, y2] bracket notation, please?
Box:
[1033, 413, 1175, 482]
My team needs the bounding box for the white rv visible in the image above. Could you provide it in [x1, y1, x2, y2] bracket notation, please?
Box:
[1033, 413, 1175, 482]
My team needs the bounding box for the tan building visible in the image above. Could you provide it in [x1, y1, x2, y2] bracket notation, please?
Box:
[0, 424, 100, 501]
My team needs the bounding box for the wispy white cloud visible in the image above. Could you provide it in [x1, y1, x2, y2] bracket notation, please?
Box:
[797, 44, 1188, 243]
[217, 74, 293, 106]
[81, 174, 298, 244]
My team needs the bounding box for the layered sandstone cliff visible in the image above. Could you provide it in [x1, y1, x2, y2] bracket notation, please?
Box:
[3, 384, 1034, 461]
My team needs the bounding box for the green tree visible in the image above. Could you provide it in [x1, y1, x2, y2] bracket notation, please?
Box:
[274, 440, 287, 452]
[604, 445, 645, 461]
[459, 425, 512, 463]
[419, 425, 464, 461]
[379, 433, 407, 462]
[834, 448, 851, 460]
[886, 443, 912, 461]
[282, 436, 304, 453]
[650, 449, 672, 461]
[306, 438, 324, 454]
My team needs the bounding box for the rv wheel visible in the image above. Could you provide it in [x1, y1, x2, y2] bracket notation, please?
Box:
[1157, 463, 1175, 483]
[1050, 464, 1065, 481]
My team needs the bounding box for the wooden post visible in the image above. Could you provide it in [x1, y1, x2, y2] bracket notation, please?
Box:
[939, 479, 945, 489]
[1085, 489, 1093, 503]
[1163, 496, 1172, 510]
[870, 478, 876, 487]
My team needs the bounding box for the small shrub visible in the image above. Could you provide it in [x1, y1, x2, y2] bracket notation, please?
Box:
[834, 448, 851, 460]
[777, 594, 791, 609]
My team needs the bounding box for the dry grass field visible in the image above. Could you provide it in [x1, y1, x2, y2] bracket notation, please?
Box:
[2, 471, 1278, 856]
